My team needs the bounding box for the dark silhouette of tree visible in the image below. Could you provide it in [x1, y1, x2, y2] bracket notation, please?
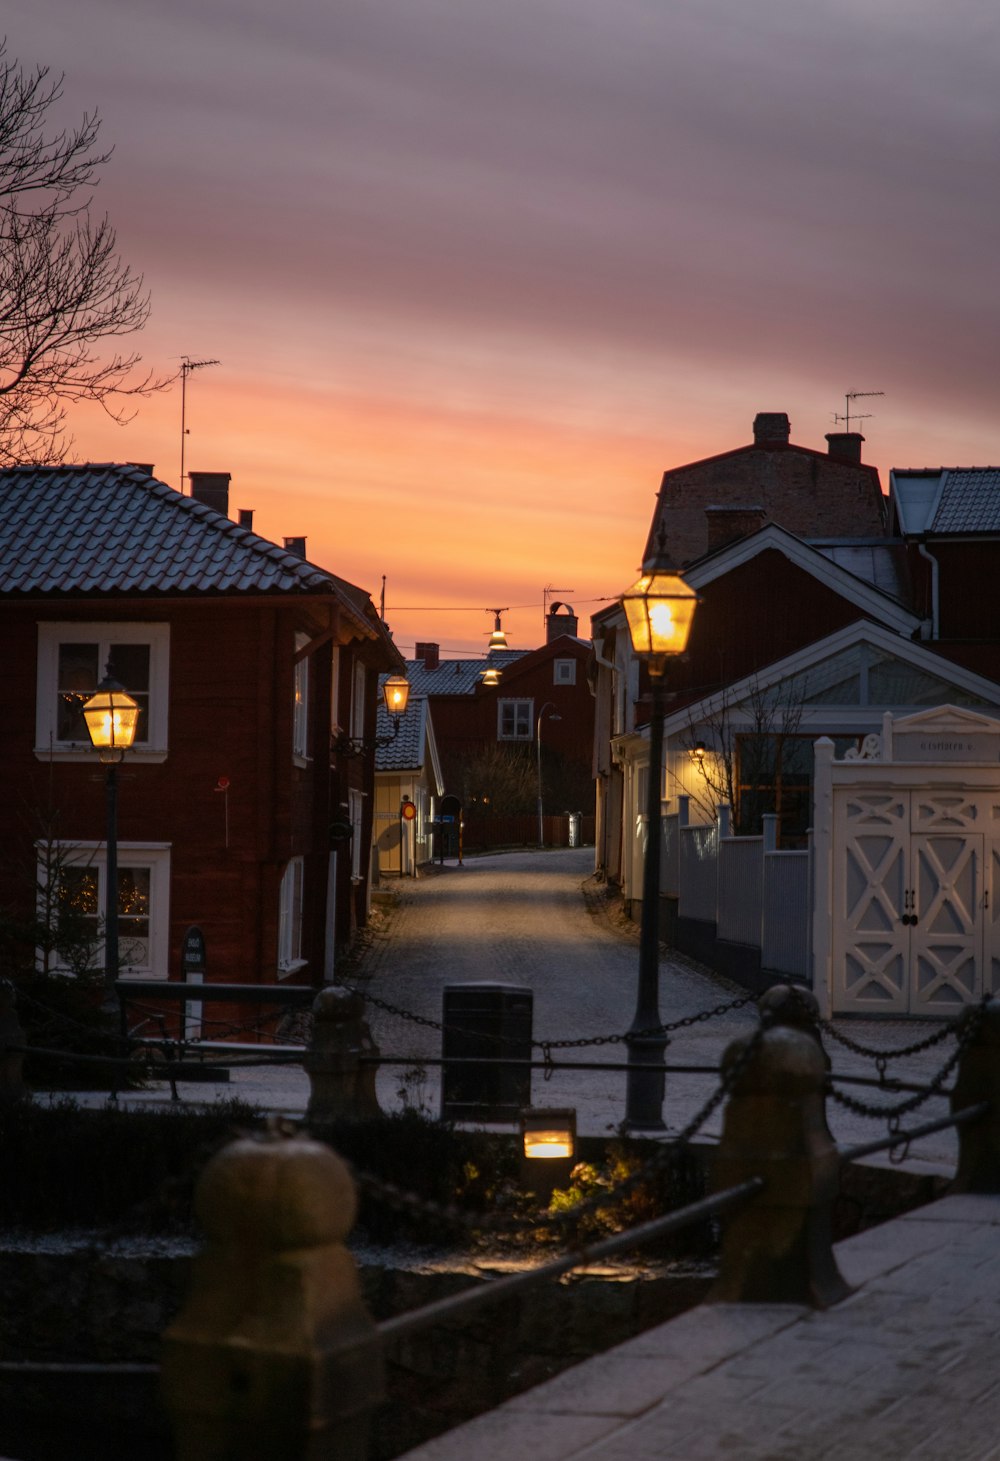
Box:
[0, 42, 161, 465]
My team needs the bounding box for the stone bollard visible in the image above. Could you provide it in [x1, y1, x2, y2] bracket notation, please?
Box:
[0, 980, 26, 1104]
[709, 1022, 850, 1308]
[950, 998, 1000, 1194]
[305, 987, 382, 1124]
[161, 1126, 384, 1460]
[758, 983, 831, 1072]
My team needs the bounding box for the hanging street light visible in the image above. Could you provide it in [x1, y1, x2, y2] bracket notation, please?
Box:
[487, 610, 509, 652]
[82, 665, 141, 997]
[619, 539, 698, 1130]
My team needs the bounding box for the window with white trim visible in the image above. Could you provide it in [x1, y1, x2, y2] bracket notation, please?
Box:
[39, 843, 170, 978]
[351, 661, 367, 741]
[36, 623, 170, 761]
[554, 659, 576, 686]
[293, 633, 309, 761]
[278, 857, 305, 973]
[498, 697, 533, 741]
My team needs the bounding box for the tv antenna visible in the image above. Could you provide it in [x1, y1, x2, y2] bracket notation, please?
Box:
[179, 356, 221, 490]
[834, 389, 884, 432]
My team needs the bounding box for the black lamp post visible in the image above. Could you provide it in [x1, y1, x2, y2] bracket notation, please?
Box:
[81, 665, 141, 996]
[620, 544, 698, 1130]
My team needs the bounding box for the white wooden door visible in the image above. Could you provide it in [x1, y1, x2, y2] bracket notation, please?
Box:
[833, 787, 988, 1015]
[832, 791, 909, 1013]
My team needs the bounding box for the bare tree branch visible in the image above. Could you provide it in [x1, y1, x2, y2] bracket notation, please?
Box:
[0, 41, 165, 466]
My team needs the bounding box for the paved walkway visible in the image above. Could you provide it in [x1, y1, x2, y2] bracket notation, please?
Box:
[399, 1192, 1000, 1461]
[85, 847, 966, 1172]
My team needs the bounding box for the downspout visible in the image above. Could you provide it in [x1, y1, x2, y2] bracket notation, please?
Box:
[917, 540, 939, 639]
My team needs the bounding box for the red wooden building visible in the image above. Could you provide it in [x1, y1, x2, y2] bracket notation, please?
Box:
[0, 463, 403, 992]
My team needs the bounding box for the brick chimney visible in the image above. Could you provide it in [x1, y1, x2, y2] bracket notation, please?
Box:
[705, 505, 767, 552]
[825, 432, 865, 464]
[415, 642, 440, 670]
[283, 536, 307, 558]
[546, 602, 578, 641]
[188, 471, 231, 516]
[752, 413, 791, 447]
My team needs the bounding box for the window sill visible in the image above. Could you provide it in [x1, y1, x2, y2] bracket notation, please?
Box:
[34, 746, 169, 765]
[277, 959, 308, 979]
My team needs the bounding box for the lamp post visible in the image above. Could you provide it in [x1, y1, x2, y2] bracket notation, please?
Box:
[81, 665, 141, 997]
[535, 703, 561, 849]
[620, 543, 698, 1130]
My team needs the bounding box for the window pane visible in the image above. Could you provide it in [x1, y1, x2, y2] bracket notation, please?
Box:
[59, 866, 99, 918]
[119, 867, 151, 968]
[110, 644, 151, 743]
[57, 643, 99, 740]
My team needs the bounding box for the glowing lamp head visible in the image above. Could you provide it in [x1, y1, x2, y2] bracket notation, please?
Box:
[382, 674, 410, 718]
[480, 666, 501, 687]
[487, 610, 508, 652]
[621, 540, 698, 670]
[82, 670, 140, 759]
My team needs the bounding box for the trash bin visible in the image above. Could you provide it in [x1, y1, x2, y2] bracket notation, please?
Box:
[568, 812, 581, 847]
[441, 983, 533, 1121]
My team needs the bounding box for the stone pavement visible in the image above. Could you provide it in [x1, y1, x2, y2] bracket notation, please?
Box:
[398, 1193, 1000, 1461]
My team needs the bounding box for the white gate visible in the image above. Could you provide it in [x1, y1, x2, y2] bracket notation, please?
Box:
[833, 789, 985, 1014]
[816, 707, 1000, 1018]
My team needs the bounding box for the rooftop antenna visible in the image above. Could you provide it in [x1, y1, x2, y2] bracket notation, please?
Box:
[834, 389, 884, 433]
[179, 356, 220, 490]
[543, 585, 574, 637]
[380, 574, 386, 622]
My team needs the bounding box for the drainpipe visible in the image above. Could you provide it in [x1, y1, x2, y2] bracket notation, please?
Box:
[917, 540, 939, 639]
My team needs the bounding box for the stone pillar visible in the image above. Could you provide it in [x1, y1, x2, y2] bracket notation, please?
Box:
[710, 1022, 849, 1308]
[161, 1128, 384, 1460]
[305, 987, 382, 1124]
[0, 980, 26, 1104]
[951, 999, 1000, 1194]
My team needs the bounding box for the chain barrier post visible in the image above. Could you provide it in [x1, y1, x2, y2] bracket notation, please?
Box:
[305, 987, 382, 1124]
[710, 1019, 850, 1308]
[162, 1125, 383, 1460]
[757, 983, 830, 1072]
[0, 980, 26, 1104]
[950, 998, 1000, 1194]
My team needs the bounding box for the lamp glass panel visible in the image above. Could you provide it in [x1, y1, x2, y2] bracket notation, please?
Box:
[523, 1129, 575, 1159]
[82, 687, 141, 750]
[383, 676, 410, 716]
[622, 571, 697, 657]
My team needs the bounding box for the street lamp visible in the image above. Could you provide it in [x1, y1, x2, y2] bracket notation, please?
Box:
[620, 541, 698, 1130]
[382, 674, 410, 732]
[82, 665, 141, 996]
[536, 703, 561, 848]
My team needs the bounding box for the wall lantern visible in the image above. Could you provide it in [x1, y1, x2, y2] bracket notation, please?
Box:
[382, 674, 410, 730]
[82, 670, 141, 761]
[691, 741, 706, 766]
[520, 1107, 577, 1200]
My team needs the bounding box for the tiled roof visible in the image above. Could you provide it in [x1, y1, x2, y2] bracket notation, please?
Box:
[404, 649, 528, 696]
[810, 540, 910, 605]
[0, 463, 367, 606]
[375, 695, 428, 771]
[932, 469, 1000, 533]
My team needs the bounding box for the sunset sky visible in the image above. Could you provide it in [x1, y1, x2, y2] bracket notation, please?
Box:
[8, 0, 1000, 656]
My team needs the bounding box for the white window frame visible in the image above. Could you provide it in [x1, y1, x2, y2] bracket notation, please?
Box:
[278, 856, 305, 974]
[293, 632, 310, 764]
[554, 659, 576, 686]
[498, 697, 534, 741]
[36, 622, 170, 763]
[38, 842, 171, 979]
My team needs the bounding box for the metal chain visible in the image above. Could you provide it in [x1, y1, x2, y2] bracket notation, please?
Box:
[827, 999, 986, 1123]
[344, 984, 755, 1052]
[354, 1024, 766, 1238]
[818, 1014, 957, 1063]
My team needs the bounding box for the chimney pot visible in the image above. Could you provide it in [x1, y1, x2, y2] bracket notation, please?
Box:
[752, 413, 791, 447]
[188, 471, 231, 517]
[546, 602, 579, 641]
[238, 508, 254, 530]
[283, 536, 307, 558]
[825, 431, 865, 465]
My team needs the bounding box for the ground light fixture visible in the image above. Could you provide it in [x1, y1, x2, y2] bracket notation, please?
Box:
[519, 1107, 577, 1201]
[82, 666, 141, 997]
[620, 540, 699, 1130]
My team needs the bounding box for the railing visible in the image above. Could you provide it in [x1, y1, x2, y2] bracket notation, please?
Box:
[3, 986, 998, 1459]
